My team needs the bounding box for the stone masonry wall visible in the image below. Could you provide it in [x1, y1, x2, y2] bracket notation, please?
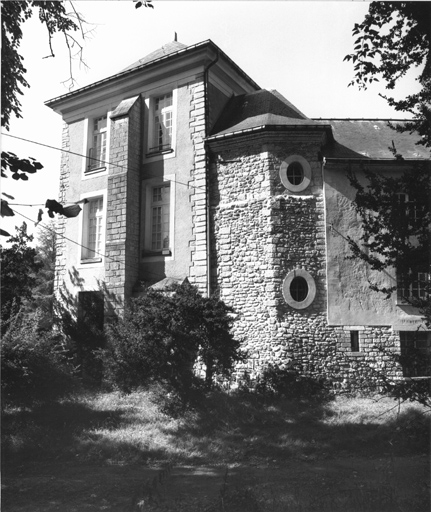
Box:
[54, 121, 70, 294]
[187, 76, 208, 294]
[105, 97, 141, 314]
[209, 132, 403, 386]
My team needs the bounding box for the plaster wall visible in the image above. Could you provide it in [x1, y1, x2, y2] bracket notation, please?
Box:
[140, 80, 199, 285]
[56, 118, 107, 297]
[324, 163, 425, 329]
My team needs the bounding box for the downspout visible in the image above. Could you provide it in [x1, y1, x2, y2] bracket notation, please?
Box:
[203, 50, 219, 297]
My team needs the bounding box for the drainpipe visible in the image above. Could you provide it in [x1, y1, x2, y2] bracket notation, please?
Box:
[203, 49, 219, 297]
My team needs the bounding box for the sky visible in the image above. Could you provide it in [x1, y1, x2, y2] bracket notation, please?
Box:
[1, 0, 421, 244]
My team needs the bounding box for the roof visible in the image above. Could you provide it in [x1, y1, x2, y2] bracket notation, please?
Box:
[121, 40, 188, 72]
[210, 89, 323, 138]
[319, 120, 429, 160]
[46, 39, 259, 110]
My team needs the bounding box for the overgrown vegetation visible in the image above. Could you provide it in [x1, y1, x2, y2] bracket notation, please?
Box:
[101, 284, 244, 397]
[1, 311, 77, 406]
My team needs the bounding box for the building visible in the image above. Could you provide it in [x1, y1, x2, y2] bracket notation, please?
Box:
[46, 39, 430, 385]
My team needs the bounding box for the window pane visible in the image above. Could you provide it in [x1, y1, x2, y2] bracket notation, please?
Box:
[290, 276, 308, 302]
[287, 162, 304, 185]
[151, 185, 170, 251]
[84, 198, 103, 258]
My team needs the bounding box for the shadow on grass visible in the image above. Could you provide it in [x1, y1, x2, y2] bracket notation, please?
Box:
[166, 391, 429, 464]
[3, 389, 428, 470]
[2, 389, 429, 512]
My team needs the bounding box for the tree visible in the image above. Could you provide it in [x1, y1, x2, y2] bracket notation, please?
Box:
[344, 2, 431, 149]
[347, 163, 430, 306]
[1, 0, 87, 225]
[23, 222, 57, 329]
[0, 222, 43, 332]
[102, 284, 243, 395]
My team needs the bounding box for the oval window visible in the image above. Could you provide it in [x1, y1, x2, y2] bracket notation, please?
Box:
[282, 269, 316, 310]
[279, 155, 311, 192]
[290, 276, 308, 302]
[286, 161, 304, 186]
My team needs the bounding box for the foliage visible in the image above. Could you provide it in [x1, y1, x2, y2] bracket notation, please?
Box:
[253, 364, 331, 400]
[102, 284, 243, 396]
[23, 223, 57, 329]
[1, 0, 87, 223]
[1, 0, 82, 129]
[347, 164, 430, 307]
[1, 311, 77, 405]
[0, 223, 43, 332]
[344, 2, 431, 149]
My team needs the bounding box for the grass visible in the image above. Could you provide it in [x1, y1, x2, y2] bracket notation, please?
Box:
[2, 388, 430, 511]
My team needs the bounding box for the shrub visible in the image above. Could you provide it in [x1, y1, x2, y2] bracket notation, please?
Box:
[101, 284, 243, 397]
[1, 311, 78, 405]
[254, 364, 330, 400]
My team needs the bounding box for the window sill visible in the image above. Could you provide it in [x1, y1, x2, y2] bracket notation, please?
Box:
[85, 166, 106, 176]
[142, 249, 171, 258]
[145, 148, 174, 158]
[81, 257, 103, 264]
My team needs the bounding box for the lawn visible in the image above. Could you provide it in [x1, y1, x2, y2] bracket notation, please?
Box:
[2, 388, 430, 511]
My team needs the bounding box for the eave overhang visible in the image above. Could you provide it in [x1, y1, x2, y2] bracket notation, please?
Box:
[205, 123, 331, 143]
[45, 40, 260, 115]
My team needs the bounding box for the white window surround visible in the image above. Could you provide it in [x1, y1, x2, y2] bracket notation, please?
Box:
[282, 269, 316, 309]
[82, 112, 111, 180]
[144, 89, 177, 161]
[78, 189, 107, 267]
[142, 175, 175, 261]
[279, 155, 312, 193]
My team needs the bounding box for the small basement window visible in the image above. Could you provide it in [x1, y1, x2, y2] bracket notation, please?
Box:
[350, 331, 360, 352]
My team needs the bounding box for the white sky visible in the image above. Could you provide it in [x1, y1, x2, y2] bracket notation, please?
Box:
[1, 0, 420, 243]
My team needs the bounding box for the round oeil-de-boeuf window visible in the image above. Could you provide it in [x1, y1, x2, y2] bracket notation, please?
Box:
[279, 155, 311, 192]
[282, 269, 316, 309]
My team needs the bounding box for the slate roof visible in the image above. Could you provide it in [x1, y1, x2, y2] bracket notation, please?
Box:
[210, 89, 323, 138]
[319, 120, 429, 160]
[121, 40, 188, 72]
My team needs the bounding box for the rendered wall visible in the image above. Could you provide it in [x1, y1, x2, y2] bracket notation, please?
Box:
[324, 163, 425, 330]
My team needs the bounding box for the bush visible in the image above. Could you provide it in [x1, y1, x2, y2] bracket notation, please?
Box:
[254, 364, 330, 400]
[1, 311, 78, 405]
[101, 284, 243, 397]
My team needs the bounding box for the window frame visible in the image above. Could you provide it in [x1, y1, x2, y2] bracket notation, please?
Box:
[79, 189, 107, 266]
[145, 89, 177, 160]
[83, 112, 111, 179]
[142, 176, 175, 260]
[282, 269, 316, 309]
[397, 270, 430, 305]
[279, 155, 312, 193]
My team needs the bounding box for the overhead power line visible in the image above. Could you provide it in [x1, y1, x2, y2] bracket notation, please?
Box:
[2, 132, 207, 193]
[9, 207, 184, 283]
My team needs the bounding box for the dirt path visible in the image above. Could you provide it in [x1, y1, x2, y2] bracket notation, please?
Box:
[2, 455, 429, 511]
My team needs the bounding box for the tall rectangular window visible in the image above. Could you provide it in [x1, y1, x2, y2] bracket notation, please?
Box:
[350, 331, 360, 352]
[88, 115, 107, 171]
[151, 184, 170, 252]
[82, 197, 104, 259]
[151, 93, 173, 152]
